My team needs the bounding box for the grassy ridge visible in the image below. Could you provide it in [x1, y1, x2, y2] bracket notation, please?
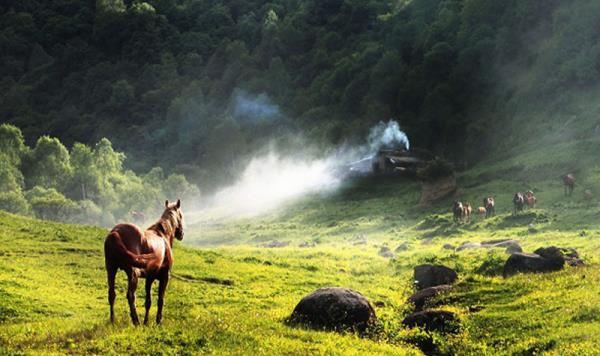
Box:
[4, 140, 600, 354]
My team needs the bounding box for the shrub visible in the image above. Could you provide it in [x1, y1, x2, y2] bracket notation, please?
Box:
[417, 158, 455, 182]
[0, 190, 30, 215]
[25, 186, 77, 221]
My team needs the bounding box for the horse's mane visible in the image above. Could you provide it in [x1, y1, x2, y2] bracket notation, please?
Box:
[148, 207, 182, 238]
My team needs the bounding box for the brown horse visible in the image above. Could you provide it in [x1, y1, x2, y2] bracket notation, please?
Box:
[584, 189, 593, 204]
[483, 197, 495, 218]
[563, 174, 575, 196]
[477, 206, 486, 219]
[104, 199, 184, 325]
[452, 201, 464, 223]
[463, 202, 472, 223]
[524, 190, 536, 209]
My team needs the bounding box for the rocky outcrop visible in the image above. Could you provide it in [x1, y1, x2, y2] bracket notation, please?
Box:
[419, 175, 458, 207]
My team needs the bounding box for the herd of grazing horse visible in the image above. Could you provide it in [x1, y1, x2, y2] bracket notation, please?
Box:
[453, 196, 494, 223]
[453, 173, 583, 223]
[455, 191, 537, 223]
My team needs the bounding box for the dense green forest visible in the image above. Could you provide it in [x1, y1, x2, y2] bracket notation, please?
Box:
[2, 0, 600, 190]
[0, 123, 198, 224]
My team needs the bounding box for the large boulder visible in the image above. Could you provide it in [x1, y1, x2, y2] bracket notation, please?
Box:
[402, 310, 460, 333]
[414, 264, 458, 290]
[408, 285, 452, 311]
[534, 246, 584, 267]
[289, 287, 377, 332]
[503, 247, 566, 277]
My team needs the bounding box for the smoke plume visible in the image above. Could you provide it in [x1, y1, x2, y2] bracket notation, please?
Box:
[201, 152, 341, 218]
[367, 120, 410, 153]
[232, 90, 280, 121]
[194, 120, 409, 220]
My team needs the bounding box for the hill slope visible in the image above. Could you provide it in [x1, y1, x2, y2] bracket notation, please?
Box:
[3, 148, 600, 355]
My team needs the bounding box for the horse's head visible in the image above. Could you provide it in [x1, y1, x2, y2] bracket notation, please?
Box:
[513, 192, 523, 202]
[165, 199, 185, 241]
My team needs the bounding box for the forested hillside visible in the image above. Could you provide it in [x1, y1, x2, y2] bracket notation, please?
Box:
[2, 0, 600, 188]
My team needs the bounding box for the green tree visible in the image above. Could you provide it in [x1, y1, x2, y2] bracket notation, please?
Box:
[70, 143, 100, 200]
[25, 136, 72, 190]
[25, 186, 76, 221]
[0, 123, 27, 166]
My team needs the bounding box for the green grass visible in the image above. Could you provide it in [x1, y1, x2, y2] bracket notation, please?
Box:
[4, 138, 600, 354]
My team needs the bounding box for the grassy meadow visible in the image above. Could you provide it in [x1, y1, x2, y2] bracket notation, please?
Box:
[3, 140, 600, 355]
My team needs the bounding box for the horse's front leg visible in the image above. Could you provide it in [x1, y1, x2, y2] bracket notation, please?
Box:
[156, 272, 169, 324]
[126, 270, 140, 325]
[144, 277, 154, 325]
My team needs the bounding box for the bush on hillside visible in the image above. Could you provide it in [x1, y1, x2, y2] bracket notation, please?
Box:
[417, 158, 455, 182]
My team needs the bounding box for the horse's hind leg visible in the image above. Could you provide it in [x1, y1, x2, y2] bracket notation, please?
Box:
[126, 270, 140, 325]
[106, 264, 117, 323]
[156, 272, 169, 324]
[143, 277, 154, 325]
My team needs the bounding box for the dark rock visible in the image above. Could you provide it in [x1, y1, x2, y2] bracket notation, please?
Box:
[261, 240, 289, 248]
[378, 246, 394, 258]
[503, 248, 565, 277]
[402, 310, 460, 333]
[414, 264, 458, 290]
[563, 248, 584, 267]
[528, 223, 538, 233]
[395, 242, 410, 252]
[442, 243, 455, 250]
[299, 241, 316, 248]
[289, 287, 377, 332]
[408, 285, 452, 311]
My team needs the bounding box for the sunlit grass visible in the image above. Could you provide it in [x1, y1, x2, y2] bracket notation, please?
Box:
[3, 147, 600, 354]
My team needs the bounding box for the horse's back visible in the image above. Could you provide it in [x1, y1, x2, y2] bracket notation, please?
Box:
[105, 223, 145, 254]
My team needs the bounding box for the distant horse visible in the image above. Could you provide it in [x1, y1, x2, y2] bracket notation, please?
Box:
[524, 190, 536, 209]
[105, 199, 184, 325]
[131, 210, 146, 224]
[563, 174, 575, 196]
[477, 206, 487, 219]
[513, 192, 525, 215]
[584, 189, 593, 205]
[483, 197, 495, 218]
[453, 201, 464, 223]
[463, 202, 472, 223]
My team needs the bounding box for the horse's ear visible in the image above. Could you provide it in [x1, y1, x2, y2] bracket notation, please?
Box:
[176, 199, 181, 208]
[165, 200, 169, 208]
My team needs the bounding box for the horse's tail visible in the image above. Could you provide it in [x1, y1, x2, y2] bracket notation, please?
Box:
[104, 232, 153, 269]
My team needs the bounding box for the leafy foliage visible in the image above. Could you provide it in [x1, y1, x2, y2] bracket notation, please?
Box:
[0, 124, 199, 225]
[3, 0, 598, 190]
